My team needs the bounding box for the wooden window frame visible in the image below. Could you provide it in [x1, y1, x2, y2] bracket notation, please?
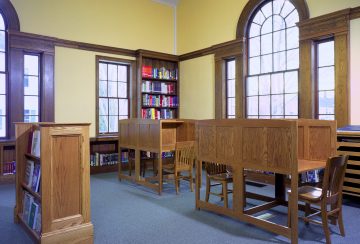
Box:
[225, 59, 236, 118]
[95, 56, 135, 137]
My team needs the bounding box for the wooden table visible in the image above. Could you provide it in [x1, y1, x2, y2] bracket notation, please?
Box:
[195, 119, 336, 244]
[118, 119, 195, 194]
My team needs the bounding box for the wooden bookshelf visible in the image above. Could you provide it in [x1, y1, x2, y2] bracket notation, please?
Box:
[90, 136, 119, 174]
[0, 140, 16, 183]
[136, 50, 179, 120]
[14, 123, 93, 243]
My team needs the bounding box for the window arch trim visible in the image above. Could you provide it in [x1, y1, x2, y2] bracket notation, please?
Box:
[0, 1, 20, 31]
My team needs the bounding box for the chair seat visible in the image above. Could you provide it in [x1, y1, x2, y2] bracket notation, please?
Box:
[208, 172, 233, 182]
[163, 163, 191, 172]
[288, 185, 322, 202]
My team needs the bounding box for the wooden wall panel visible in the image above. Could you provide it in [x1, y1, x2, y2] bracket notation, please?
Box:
[298, 126, 304, 159]
[198, 126, 216, 162]
[308, 127, 332, 160]
[216, 126, 236, 164]
[242, 127, 267, 168]
[267, 128, 293, 172]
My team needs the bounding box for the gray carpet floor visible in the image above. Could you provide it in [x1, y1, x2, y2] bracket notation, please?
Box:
[1, 172, 360, 244]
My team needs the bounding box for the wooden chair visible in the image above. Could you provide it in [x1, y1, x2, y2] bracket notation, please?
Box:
[205, 162, 233, 208]
[288, 155, 349, 244]
[162, 141, 195, 194]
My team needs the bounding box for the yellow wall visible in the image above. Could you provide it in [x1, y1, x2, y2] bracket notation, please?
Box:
[10, 0, 174, 53]
[55, 47, 135, 137]
[179, 55, 215, 119]
[350, 19, 360, 125]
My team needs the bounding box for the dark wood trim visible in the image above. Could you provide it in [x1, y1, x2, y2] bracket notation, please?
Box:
[136, 49, 178, 62]
[0, 0, 20, 31]
[178, 46, 213, 61]
[236, 0, 309, 39]
[350, 6, 360, 20]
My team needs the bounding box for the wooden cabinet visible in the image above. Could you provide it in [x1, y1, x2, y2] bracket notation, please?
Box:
[14, 123, 93, 243]
[136, 50, 179, 120]
[337, 131, 360, 198]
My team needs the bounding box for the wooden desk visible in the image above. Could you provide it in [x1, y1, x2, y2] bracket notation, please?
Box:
[118, 119, 195, 194]
[195, 119, 336, 244]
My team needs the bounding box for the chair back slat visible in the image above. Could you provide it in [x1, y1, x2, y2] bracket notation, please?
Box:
[322, 155, 349, 200]
[205, 162, 227, 175]
[175, 141, 195, 168]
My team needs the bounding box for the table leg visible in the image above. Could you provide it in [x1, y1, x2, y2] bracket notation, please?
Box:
[275, 173, 286, 202]
[195, 160, 202, 210]
[135, 149, 140, 180]
[158, 153, 163, 195]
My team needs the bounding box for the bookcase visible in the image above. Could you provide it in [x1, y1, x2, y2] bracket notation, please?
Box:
[14, 123, 93, 243]
[136, 50, 179, 120]
[337, 130, 360, 198]
[0, 140, 16, 183]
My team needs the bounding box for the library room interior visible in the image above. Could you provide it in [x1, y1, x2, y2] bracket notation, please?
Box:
[1, 0, 360, 243]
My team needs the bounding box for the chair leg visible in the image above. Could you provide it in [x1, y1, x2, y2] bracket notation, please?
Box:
[223, 181, 228, 209]
[205, 177, 210, 202]
[305, 203, 311, 226]
[287, 192, 291, 227]
[321, 205, 332, 244]
[175, 172, 179, 195]
[338, 208, 345, 236]
[189, 169, 194, 192]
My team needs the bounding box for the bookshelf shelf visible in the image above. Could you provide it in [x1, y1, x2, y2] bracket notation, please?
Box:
[0, 141, 16, 184]
[142, 92, 177, 96]
[15, 123, 94, 243]
[142, 77, 177, 82]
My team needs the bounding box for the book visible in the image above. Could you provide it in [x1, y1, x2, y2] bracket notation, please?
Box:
[22, 192, 34, 223]
[31, 130, 41, 157]
[28, 201, 39, 229]
[24, 160, 34, 187]
[31, 164, 41, 192]
[34, 205, 41, 233]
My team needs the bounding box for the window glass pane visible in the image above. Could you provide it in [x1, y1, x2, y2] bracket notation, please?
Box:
[24, 76, 39, 96]
[318, 67, 335, 91]
[24, 96, 39, 116]
[280, 1, 295, 17]
[246, 76, 258, 96]
[273, 51, 286, 72]
[99, 63, 107, 80]
[284, 71, 298, 93]
[287, 48, 299, 69]
[24, 55, 39, 76]
[319, 115, 335, 120]
[273, 30, 286, 52]
[285, 9, 299, 27]
[259, 74, 270, 95]
[261, 54, 272, 73]
[228, 115, 236, 119]
[118, 82, 127, 98]
[108, 81, 117, 97]
[0, 31, 5, 52]
[118, 65, 127, 82]
[108, 64, 117, 81]
[99, 116, 108, 133]
[271, 73, 284, 94]
[273, 0, 285, 14]
[24, 116, 38, 123]
[262, 17, 273, 35]
[273, 15, 286, 31]
[259, 116, 270, 119]
[109, 99, 118, 116]
[0, 52, 5, 72]
[119, 115, 128, 120]
[259, 96, 270, 115]
[109, 116, 118, 133]
[119, 99, 128, 116]
[0, 116, 5, 137]
[318, 41, 334, 67]
[285, 115, 298, 119]
[227, 79, 235, 97]
[0, 74, 5, 94]
[247, 96, 258, 115]
[272, 115, 284, 119]
[253, 11, 265, 25]
[319, 91, 334, 115]
[287, 27, 299, 49]
[285, 93, 298, 116]
[99, 98, 108, 115]
[271, 94, 284, 115]
[99, 80, 107, 97]
[0, 16, 4, 30]
[249, 23, 261, 38]
[249, 37, 260, 57]
[227, 60, 235, 79]
[227, 97, 235, 116]
[0, 94, 5, 115]
[249, 57, 260, 75]
[247, 116, 258, 119]
[261, 2, 273, 18]
[261, 33, 272, 54]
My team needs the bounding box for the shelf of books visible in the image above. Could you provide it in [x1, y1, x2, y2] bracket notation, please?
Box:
[137, 50, 179, 120]
[15, 123, 93, 243]
[0, 140, 16, 183]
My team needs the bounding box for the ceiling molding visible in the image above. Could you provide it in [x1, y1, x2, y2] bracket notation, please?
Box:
[152, 0, 179, 7]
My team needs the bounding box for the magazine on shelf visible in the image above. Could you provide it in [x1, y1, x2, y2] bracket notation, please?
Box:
[28, 201, 39, 229]
[31, 130, 41, 157]
[22, 192, 34, 223]
[31, 164, 41, 193]
[24, 160, 34, 187]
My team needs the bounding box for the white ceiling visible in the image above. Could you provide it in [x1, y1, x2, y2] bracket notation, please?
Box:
[152, 0, 179, 7]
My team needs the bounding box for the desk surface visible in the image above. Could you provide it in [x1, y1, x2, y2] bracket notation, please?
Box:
[298, 159, 326, 173]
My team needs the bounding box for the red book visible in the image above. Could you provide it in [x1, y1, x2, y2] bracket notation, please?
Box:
[142, 66, 153, 78]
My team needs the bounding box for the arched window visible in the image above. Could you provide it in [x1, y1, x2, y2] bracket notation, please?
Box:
[246, 0, 300, 119]
[0, 13, 7, 137]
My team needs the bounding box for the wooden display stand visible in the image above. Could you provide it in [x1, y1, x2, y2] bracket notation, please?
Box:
[337, 131, 360, 197]
[118, 118, 195, 194]
[196, 119, 336, 244]
[14, 123, 94, 244]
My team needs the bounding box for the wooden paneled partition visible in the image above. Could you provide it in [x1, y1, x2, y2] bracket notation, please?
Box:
[195, 119, 336, 244]
[118, 119, 196, 194]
